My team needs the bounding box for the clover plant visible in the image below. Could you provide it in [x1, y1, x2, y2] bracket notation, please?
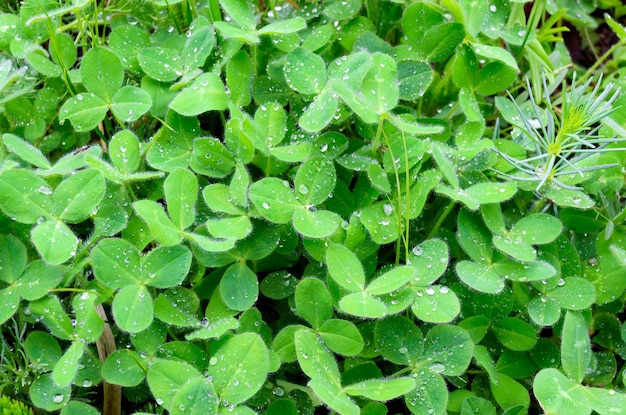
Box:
[1, 0, 626, 414]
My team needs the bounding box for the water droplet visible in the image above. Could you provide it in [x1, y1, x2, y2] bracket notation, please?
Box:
[383, 203, 393, 216]
[429, 363, 445, 373]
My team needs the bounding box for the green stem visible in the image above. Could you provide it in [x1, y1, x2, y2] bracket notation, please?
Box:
[39, 6, 78, 96]
[381, 123, 404, 265]
[582, 26, 600, 61]
[613, 205, 626, 224]
[577, 39, 626, 85]
[125, 182, 138, 202]
[372, 115, 384, 156]
[129, 348, 150, 372]
[444, 101, 460, 121]
[182, 0, 189, 26]
[402, 131, 411, 263]
[427, 200, 455, 239]
[110, 109, 127, 131]
[73, 233, 100, 265]
[390, 366, 412, 378]
[91, 0, 101, 46]
[514, 3, 535, 59]
[465, 369, 487, 375]
[251, 43, 259, 77]
[207, 0, 222, 23]
[188, 0, 198, 20]
[56, 18, 105, 34]
[530, 197, 548, 214]
[49, 287, 93, 294]
[163, 0, 182, 33]
[140, 116, 174, 159]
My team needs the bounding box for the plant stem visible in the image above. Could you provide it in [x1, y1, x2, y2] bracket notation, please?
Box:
[390, 366, 412, 378]
[577, 40, 626, 85]
[582, 26, 600, 61]
[402, 131, 411, 263]
[427, 200, 455, 239]
[207, 0, 222, 23]
[140, 116, 174, 159]
[613, 205, 626, 225]
[163, 0, 182, 33]
[372, 115, 384, 155]
[530, 197, 548, 214]
[381, 126, 403, 265]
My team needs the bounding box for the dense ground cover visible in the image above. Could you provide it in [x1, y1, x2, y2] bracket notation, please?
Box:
[1, 0, 626, 414]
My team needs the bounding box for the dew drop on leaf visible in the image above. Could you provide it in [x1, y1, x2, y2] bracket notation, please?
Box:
[37, 186, 53, 195]
[429, 363, 445, 373]
[383, 203, 393, 216]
